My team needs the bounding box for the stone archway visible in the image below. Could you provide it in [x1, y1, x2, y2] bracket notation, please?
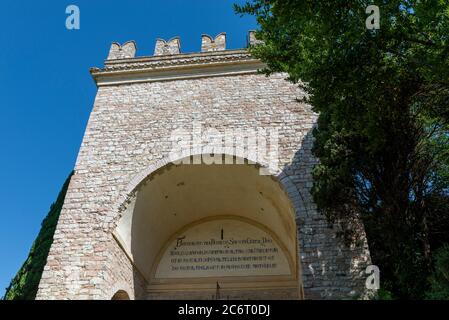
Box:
[111, 290, 130, 300]
[113, 154, 304, 299]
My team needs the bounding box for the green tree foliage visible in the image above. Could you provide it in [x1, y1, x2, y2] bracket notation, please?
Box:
[3, 172, 73, 300]
[235, 1, 449, 299]
[426, 244, 449, 299]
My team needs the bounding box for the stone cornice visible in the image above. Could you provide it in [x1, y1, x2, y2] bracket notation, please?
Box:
[90, 49, 266, 86]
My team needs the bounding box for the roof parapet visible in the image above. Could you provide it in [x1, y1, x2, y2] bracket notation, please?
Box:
[105, 31, 260, 61]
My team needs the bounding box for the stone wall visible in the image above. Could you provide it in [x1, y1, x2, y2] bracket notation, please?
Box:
[36, 34, 371, 300]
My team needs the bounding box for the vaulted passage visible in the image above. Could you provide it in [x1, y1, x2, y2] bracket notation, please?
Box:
[114, 156, 303, 299]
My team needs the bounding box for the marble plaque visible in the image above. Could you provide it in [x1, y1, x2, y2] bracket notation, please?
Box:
[154, 219, 292, 279]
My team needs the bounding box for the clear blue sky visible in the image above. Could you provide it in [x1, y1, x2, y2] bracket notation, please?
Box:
[0, 0, 256, 297]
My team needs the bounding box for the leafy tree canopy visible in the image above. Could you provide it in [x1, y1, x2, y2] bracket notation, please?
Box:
[236, 0, 449, 299]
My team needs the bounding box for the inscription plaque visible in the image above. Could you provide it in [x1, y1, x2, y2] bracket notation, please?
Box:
[154, 219, 292, 279]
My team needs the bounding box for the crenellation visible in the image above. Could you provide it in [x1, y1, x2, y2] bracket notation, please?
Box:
[201, 33, 226, 52]
[247, 30, 263, 46]
[154, 37, 181, 56]
[107, 41, 137, 60]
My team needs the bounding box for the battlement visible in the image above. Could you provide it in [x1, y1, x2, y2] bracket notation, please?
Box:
[91, 31, 264, 87]
[105, 31, 259, 61]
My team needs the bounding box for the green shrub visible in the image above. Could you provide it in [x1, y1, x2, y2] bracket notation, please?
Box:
[3, 172, 73, 300]
[425, 244, 449, 300]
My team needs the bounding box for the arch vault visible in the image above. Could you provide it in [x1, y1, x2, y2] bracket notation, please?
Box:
[113, 155, 304, 299]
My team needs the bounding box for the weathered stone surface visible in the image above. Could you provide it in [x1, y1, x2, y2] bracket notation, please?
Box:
[154, 37, 181, 56]
[201, 33, 226, 52]
[107, 41, 136, 60]
[248, 31, 263, 46]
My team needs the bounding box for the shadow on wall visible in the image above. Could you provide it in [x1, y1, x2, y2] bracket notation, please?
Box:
[281, 129, 371, 299]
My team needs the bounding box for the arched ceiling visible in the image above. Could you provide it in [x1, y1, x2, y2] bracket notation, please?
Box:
[114, 161, 298, 281]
